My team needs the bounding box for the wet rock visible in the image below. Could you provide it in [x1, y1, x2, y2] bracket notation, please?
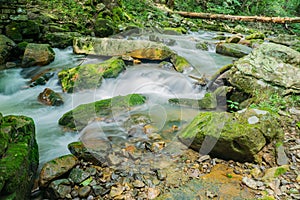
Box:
[58, 57, 125, 93]
[226, 43, 300, 95]
[178, 109, 283, 162]
[147, 187, 160, 199]
[78, 185, 92, 198]
[196, 41, 209, 50]
[48, 179, 72, 199]
[0, 114, 38, 200]
[168, 92, 217, 110]
[276, 144, 289, 165]
[59, 94, 146, 130]
[246, 32, 265, 40]
[133, 180, 145, 188]
[107, 153, 123, 166]
[39, 154, 78, 187]
[0, 34, 16, 65]
[22, 43, 55, 67]
[69, 168, 90, 184]
[170, 54, 191, 72]
[227, 34, 242, 43]
[38, 88, 64, 106]
[110, 185, 124, 198]
[30, 71, 54, 87]
[216, 43, 252, 58]
[68, 140, 111, 165]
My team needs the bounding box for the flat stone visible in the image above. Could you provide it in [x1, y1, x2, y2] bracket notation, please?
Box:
[276, 144, 289, 165]
[69, 168, 90, 184]
[78, 186, 92, 198]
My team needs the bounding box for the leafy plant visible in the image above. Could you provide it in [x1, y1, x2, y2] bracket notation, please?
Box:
[227, 100, 239, 111]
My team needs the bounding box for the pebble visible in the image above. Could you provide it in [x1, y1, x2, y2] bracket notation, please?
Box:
[78, 185, 91, 198]
[133, 180, 145, 188]
[242, 177, 259, 189]
[147, 188, 160, 199]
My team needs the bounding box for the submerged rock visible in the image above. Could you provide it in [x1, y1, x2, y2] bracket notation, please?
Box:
[58, 57, 125, 93]
[0, 34, 16, 65]
[0, 114, 39, 200]
[22, 43, 55, 67]
[216, 43, 252, 58]
[178, 109, 283, 162]
[226, 43, 300, 95]
[58, 94, 146, 131]
[38, 88, 64, 106]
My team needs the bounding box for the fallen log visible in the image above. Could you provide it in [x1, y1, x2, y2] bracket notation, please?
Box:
[174, 11, 300, 24]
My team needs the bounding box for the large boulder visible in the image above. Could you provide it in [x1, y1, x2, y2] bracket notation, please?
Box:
[0, 114, 39, 200]
[22, 43, 55, 67]
[58, 94, 146, 131]
[216, 43, 252, 58]
[0, 34, 16, 65]
[178, 109, 283, 162]
[73, 37, 191, 72]
[269, 34, 300, 52]
[226, 43, 300, 95]
[58, 57, 125, 93]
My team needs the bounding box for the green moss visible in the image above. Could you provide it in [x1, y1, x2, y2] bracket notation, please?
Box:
[170, 54, 191, 73]
[59, 94, 146, 130]
[58, 57, 125, 93]
[274, 167, 288, 177]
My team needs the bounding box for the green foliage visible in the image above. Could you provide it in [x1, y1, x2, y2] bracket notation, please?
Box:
[296, 122, 300, 129]
[274, 167, 288, 177]
[227, 100, 239, 112]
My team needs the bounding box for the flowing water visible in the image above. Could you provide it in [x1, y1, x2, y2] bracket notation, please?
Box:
[0, 31, 234, 167]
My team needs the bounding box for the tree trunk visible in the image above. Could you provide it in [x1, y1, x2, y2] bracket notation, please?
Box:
[173, 11, 300, 23]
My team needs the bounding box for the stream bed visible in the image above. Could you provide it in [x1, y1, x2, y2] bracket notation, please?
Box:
[0, 31, 234, 167]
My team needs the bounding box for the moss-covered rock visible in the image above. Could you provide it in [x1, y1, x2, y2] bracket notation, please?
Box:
[178, 109, 283, 162]
[39, 154, 78, 187]
[5, 21, 40, 42]
[94, 18, 116, 37]
[245, 32, 265, 40]
[22, 43, 55, 67]
[216, 43, 252, 58]
[127, 46, 174, 61]
[38, 88, 64, 106]
[43, 32, 81, 48]
[0, 114, 39, 200]
[58, 57, 125, 93]
[169, 92, 217, 110]
[269, 34, 300, 52]
[0, 34, 16, 65]
[226, 43, 300, 95]
[170, 54, 191, 72]
[58, 94, 146, 131]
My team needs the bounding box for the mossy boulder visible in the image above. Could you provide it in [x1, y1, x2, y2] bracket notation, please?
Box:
[0, 114, 39, 199]
[58, 57, 125, 93]
[127, 46, 174, 61]
[38, 88, 64, 106]
[226, 43, 300, 95]
[43, 32, 81, 48]
[245, 32, 265, 40]
[0, 34, 16, 65]
[94, 18, 116, 37]
[169, 92, 217, 110]
[178, 109, 283, 162]
[5, 21, 40, 42]
[216, 43, 252, 58]
[22, 43, 55, 67]
[39, 154, 78, 187]
[170, 54, 191, 72]
[58, 94, 146, 131]
[269, 34, 300, 52]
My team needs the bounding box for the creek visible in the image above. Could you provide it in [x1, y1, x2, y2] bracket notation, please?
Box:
[0, 31, 234, 167]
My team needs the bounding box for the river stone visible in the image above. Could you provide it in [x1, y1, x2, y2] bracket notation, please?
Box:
[59, 94, 146, 131]
[73, 37, 169, 57]
[48, 179, 72, 199]
[69, 168, 90, 184]
[0, 114, 39, 200]
[170, 54, 191, 72]
[0, 34, 16, 65]
[22, 43, 55, 67]
[39, 154, 78, 187]
[78, 185, 92, 198]
[38, 88, 64, 106]
[216, 43, 252, 58]
[58, 57, 125, 93]
[5, 21, 40, 42]
[269, 34, 300, 52]
[168, 92, 217, 110]
[226, 43, 300, 95]
[178, 108, 283, 162]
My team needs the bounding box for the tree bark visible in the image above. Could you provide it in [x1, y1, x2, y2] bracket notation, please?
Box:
[173, 11, 300, 23]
